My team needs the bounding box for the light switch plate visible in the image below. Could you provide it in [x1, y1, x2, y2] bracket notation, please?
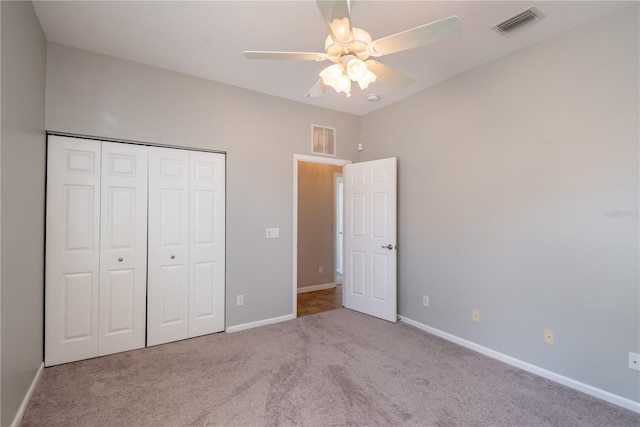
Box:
[629, 352, 640, 371]
[266, 228, 279, 238]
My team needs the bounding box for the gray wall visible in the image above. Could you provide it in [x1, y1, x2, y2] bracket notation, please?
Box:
[298, 162, 343, 289]
[0, 1, 47, 426]
[45, 43, 360, 327]
[361, 6, 639, 402]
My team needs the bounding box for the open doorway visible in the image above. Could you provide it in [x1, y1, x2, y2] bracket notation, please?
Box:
[293, 155, 351, 318]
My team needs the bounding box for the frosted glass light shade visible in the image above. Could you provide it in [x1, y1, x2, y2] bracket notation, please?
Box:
[319, 63, 344, 86]
[357, 68, 377, 90]
[334, 74, 351, 94]
[319, 58, 377, 95]
[346, 58, 367, 81]
[329, 17, 351, 44]
[319, 63, 351, 94]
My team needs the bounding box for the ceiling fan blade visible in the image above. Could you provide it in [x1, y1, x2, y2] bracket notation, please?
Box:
[369, 15, 461, 57]
[316, 0, 353, 45]
[365, 60, 414, 89]
[305, 79, 327, 98]
[243, 51, 328, 61]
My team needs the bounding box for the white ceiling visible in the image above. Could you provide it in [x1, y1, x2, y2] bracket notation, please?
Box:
[32, 1, 631, 116]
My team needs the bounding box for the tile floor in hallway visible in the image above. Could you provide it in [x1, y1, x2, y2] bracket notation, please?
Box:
[297, 285, 342, 317]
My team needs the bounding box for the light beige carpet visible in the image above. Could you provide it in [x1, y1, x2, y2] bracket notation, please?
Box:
[21, 309, 640, 426]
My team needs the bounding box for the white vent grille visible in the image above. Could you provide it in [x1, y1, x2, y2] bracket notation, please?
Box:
[311, 125, 336, 156]
[492, 7, 545, 34]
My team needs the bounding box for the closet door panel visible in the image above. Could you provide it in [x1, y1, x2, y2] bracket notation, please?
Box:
[189, 151, 225, 337]
[148, 147, 190, 346]
[45, 136, 101, 366]
[193, 262, 215, 317]
[99, 141, 148, 356]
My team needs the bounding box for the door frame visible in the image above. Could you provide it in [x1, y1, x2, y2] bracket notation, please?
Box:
[334, 172, 344, 278]
[292, 154, 351, 318]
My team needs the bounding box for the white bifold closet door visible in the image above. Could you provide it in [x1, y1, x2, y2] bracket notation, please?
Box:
[147, 148, 225, 346]
[99, 141, 148, 355]
[188, 151, 225, 338]
[147, 148, 190, 346]
[45, 137, 148, 366]
[45, 137, 101, 366]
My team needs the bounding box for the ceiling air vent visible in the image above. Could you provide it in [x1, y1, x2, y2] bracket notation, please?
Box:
[492, 7, 545, 35]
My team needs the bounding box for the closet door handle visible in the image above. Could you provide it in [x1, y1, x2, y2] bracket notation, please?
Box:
[118, 257, 123, 262]
[170, 255, 175, 260]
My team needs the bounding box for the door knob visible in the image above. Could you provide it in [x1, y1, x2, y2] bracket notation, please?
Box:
[381, 244, 394, 250]
[170, 255, 175, 259]
[118, 257, 123, 262]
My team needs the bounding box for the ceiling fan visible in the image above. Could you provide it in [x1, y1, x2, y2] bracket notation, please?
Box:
[243, 0, 461, 98]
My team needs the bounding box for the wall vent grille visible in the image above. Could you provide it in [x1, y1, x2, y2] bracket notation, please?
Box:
[492, 7, 545, 34]
[311, 125, 336, 156]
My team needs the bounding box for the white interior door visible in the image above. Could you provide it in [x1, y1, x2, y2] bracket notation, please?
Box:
[147, 147, 190, 346]
[189, 151, 225, 337]
[45, 136, 101, 366]
[99, 141, 148, 355]
[343, 157, 397, 322]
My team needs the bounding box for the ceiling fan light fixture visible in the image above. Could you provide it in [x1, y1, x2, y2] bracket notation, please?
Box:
[352, 27, 372, 60]
[329, 17, 352, 44]
[346, 58, 367, 81]
[357, 68, 377, 90]
[245, 3, 462, 100]
[321, 57, 377, 95]
[335, 74, 352, 94]
[319, 63, 351, 94]
[324, 35, 344, 59]
[319, 63, 343, 84]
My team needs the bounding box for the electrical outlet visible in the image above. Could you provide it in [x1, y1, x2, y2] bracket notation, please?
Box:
[472, 309, 480, 322]
[265, 228, 279, 238]
[319, 266, 323, 274]
[423, 295, 429, 307]
[237, 295, 244, 306]
[629, 352, 640, 371]
[544, 329, 554, 345]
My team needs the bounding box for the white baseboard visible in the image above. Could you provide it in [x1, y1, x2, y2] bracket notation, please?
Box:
[225, 313, 295, 333]
[399, 316, 640, 414]
[11, 362, 44, 427]
[297, 282, 336, 294]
